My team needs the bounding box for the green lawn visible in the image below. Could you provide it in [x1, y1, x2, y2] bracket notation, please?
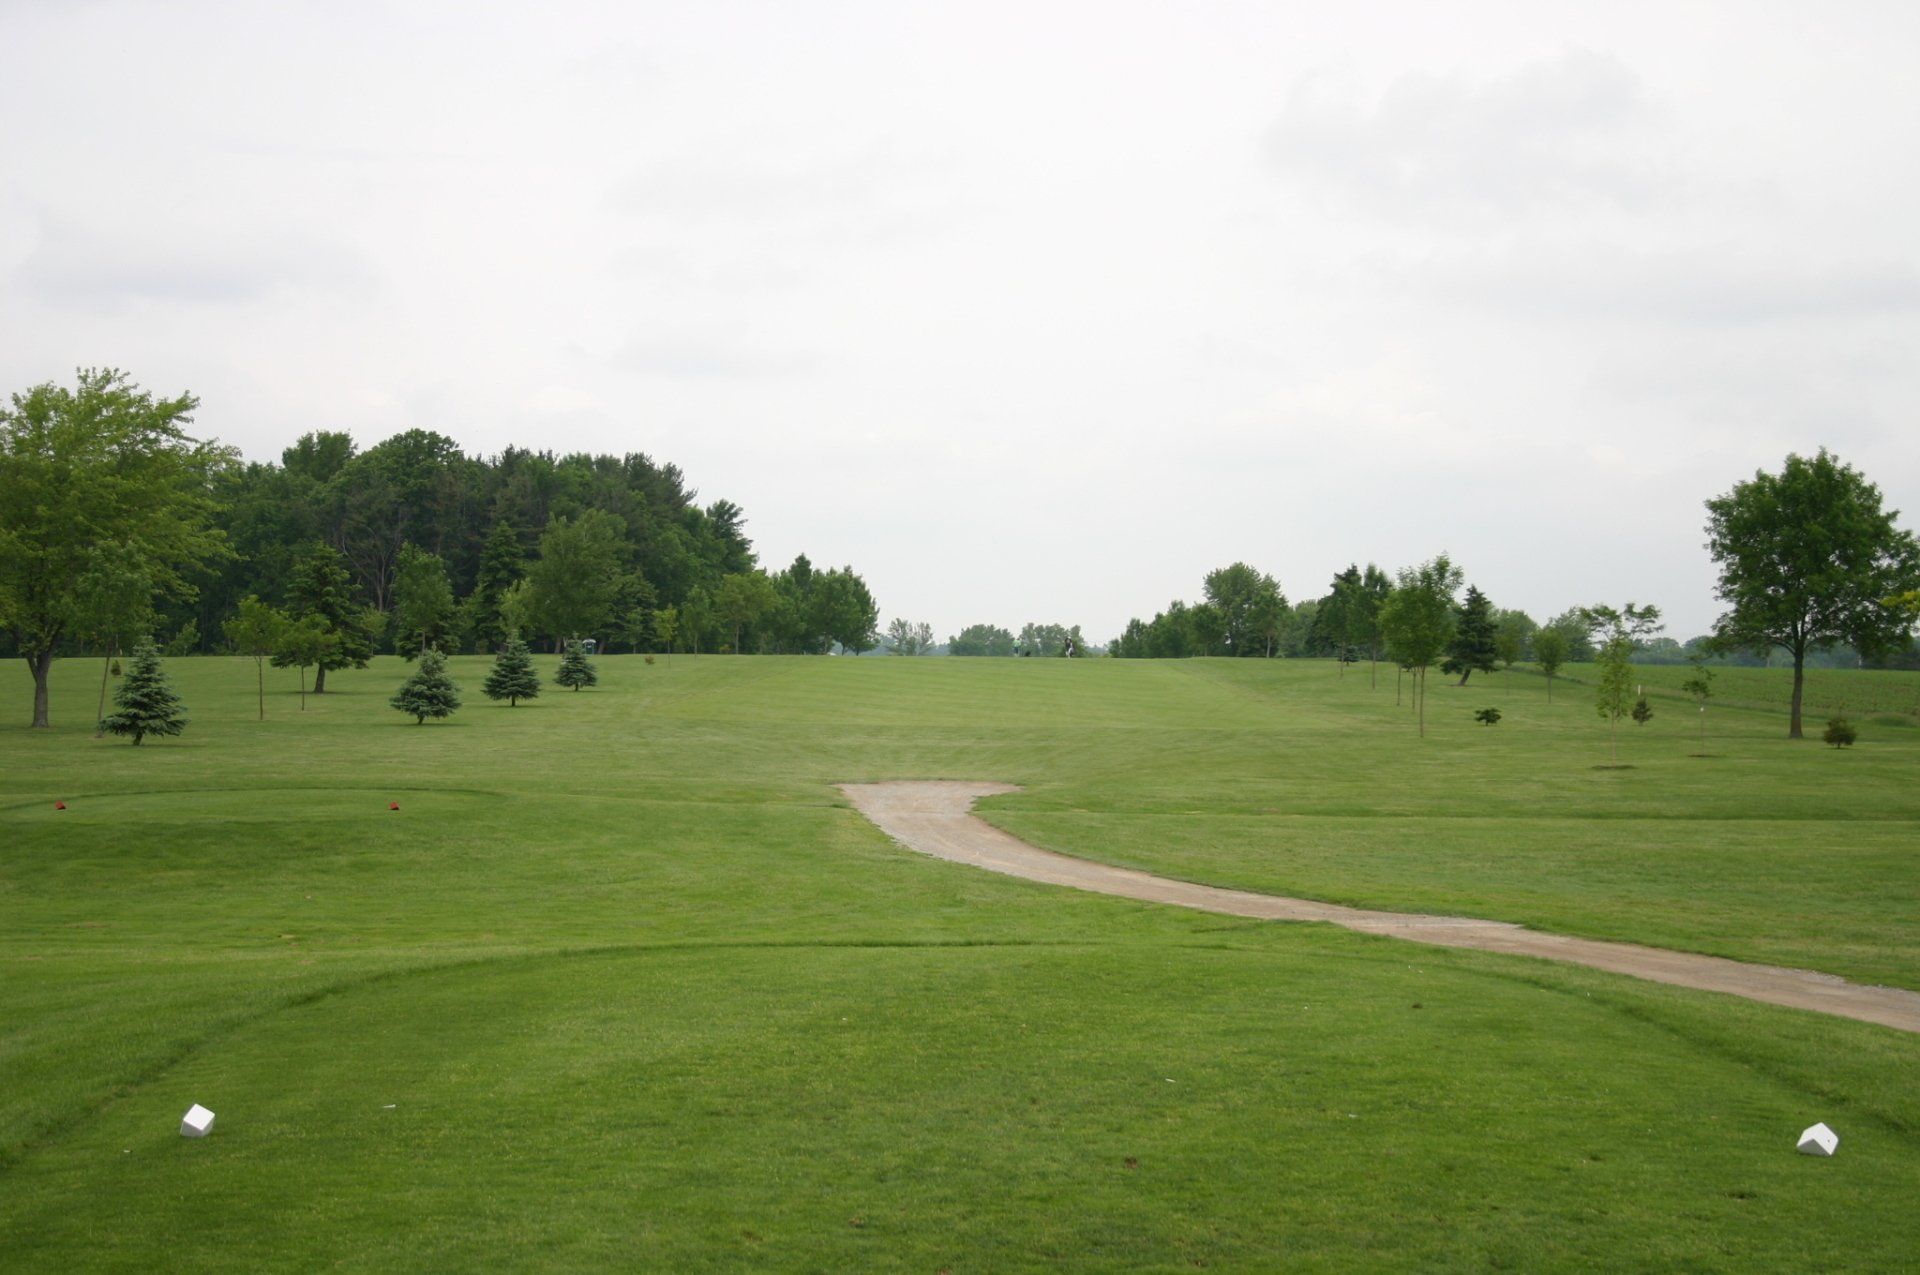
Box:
[1550, 659, 1920, 723]
[3, 654, 1917, 1271]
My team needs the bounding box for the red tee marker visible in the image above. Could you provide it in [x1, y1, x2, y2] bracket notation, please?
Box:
[388, 801, 400, 811]
[55, 801, 67, 810]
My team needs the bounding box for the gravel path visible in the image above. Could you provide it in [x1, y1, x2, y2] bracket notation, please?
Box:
[841, 780, 1920, 1034]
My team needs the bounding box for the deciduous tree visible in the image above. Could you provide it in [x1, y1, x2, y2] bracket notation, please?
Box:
[1584, 603, 1662, 764]
[275, 543, 373, 693]
[392, 544, 455, 655]
[528, 511, 625, 649]
[224, 595, 289, 721]
[1379, 555, 1462, 737]
[949, 624, 1016, 656]
[1706, 449, 1920, 737]
[273, 615, 335, 710]
[75, 543, 156, 736]
[1532, 625, 1569, 703]
[1204, 563, 1286, 656]
[1680, 655, 1715, 754]
[0, 369, 227, 728]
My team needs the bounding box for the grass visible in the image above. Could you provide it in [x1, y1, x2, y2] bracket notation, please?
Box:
[1547, 660, 1920, 722]
[3, 653, 1918, 1271]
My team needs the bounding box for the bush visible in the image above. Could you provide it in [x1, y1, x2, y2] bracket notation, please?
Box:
[1474, 707, 1501, 725]
[644, 654, 656, 665]
[1824, 715, 1858, 748]
[1631, 696, 1654, 725]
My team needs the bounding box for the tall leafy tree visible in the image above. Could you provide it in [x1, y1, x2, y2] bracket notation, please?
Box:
[528, 511, 625, 648]
[391, 544, 455, 655]
[276, 543, 373, 693]
[0, 369, 228, 728]
[1357, 564, 1391, 686]
[949, 624, 1016, 656]
[715, 571, 779, 653]
[812, 568, 880, 654]
[1492, 609, 1537, 673]
[1378, 555, 1461, 737]
[1204, 562, 1285, 657]
[101, 642, 188, 744]
[470, 519, 525, 652]
[1318, 566, 1361, 672]
[1442, 586, 1499, 685]
[1705, 449, 1920, 737]
[224, 595, 289, 721]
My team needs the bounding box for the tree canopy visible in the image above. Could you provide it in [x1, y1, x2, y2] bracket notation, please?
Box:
[1705, 449, 1919, 737]
[0, 369, 228, 727]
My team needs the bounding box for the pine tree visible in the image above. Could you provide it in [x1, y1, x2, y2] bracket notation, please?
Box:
[555, 639, 598, 691]
[1441, 585, 1499, 685]
[483, 637, 540, 706]
[101, 642, 188, 744]
[390, 648, 461, 723]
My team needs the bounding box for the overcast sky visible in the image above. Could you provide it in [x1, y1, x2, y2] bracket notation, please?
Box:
[5, 1, 1918, 641]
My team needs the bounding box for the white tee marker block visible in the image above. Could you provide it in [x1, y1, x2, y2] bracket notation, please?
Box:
[180, 1104, 216, 1138]
[1796, 1122, 1838, 1156]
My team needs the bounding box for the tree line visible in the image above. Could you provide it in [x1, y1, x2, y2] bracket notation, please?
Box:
[1110, 449, 1919, 739]
[1, 369, 881, 728]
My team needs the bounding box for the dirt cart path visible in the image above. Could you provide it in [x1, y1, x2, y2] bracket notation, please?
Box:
[840, 780, 1920, 1034]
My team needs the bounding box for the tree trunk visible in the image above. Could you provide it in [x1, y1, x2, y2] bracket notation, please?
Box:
[95, 644, 115, 737]
[1417, 667, 1426, 737]
[256, 655, 266, 721]
[300, 666, 308, 711]
[1395, 665, 1402, 707]
[1788, 648, 1806, 739]
[314, 664, 328, 695]
[29, 648, 54, 729]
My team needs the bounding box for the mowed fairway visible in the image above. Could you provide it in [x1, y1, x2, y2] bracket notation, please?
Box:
[3, 655, 1918, 1272]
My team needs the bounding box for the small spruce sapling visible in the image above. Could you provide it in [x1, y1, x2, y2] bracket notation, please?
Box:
[1474, 707, 1502, 725]
[1631, 696, 1654, 725]
[390, 649, 461, 723]
[482, 637, 540, 706]
[100, 643, 188, 745]
[556, 639, 598, 691]
[1824, 715, 1858, 748]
